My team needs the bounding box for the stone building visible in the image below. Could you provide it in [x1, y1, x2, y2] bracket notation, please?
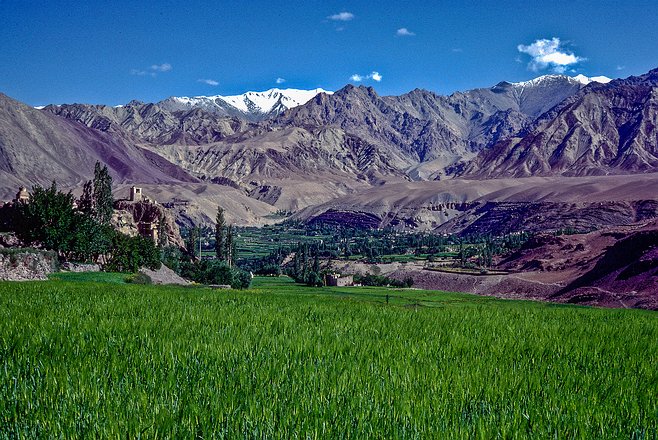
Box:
[130, 186, 143, 202]
[325, 273, 354, 287]
[14, 187, 30, 204]
[138, 221, 159, 242]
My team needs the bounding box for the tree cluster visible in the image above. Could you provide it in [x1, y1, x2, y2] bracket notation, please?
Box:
[353, 274, 414, 288]
[214, 206, 236, 266]
[162, 206, 250, 289]
[0, 163, 160, 273]
[180, 259, 251, 289]
[288, 243, 323, 287]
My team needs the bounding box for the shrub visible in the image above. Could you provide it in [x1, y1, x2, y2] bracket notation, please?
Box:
[161, 245, 183, 273]
[106, 233, 161, 273]
[231, 268, 253, 289]
[354, 274, 413, 288]
[179, 259, 252, 289]
[126, 273, 152, 284]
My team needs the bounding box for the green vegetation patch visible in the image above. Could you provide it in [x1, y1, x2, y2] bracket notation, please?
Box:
[0, 277, 656, 438]
[48, 271, 129, 284]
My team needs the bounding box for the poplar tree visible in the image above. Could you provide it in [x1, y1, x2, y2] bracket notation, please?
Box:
[187, 227, 200, 258]
[93, 162, 113, 225]
[215, 206, 226, 260]
[78, 180, 94, 216]
[226, 224, 235, 267]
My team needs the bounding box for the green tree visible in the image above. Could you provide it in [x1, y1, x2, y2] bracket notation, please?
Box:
[157, 213, 168, 248]
[16, 182, 76, 254]
[231, 268, 252, 289]
[226, 224, 235, 267]
[106, 233, 161, 273]
[93, 162, 113, 225]
[78, 180, 94, 216]
[215, 206, 226, 260]
[458, 238, 466, 267]
[69, 215, 113, 262]
[187, 227, 200, 258]
[161, 245, 183, 273]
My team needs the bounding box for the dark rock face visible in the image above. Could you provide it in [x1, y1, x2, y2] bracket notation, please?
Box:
[308, 210, 382, 229]
[436, 200, 658, 236]
[562, 230, 658, 294]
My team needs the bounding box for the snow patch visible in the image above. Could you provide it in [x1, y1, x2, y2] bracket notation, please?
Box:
[572, 74, 612, 85]
[164, 88, 332, 117]
[508, 74, 612, 89]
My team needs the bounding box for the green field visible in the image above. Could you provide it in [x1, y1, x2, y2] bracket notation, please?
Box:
[1, 277, 656, 438]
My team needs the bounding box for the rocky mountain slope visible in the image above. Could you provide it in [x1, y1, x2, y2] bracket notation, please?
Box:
[293, 173, 658, 233]
[0, 93, 198, 200]
[378, 222, 658, 310]
[497, 223, 658, 309]
[276, 75, 596, 179]
[45, 101, 258, 146]
[462, 68, 658, 178]
[4, 69, 658, 229]
[43, 74, 602, 185]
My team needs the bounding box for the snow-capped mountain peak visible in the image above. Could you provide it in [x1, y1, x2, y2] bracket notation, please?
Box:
[160, 88, 332, 120]
[509, 74, 612, 89]
[571, 74, 612, 85]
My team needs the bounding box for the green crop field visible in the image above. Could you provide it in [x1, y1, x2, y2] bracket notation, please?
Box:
[1, 276, 656, 438]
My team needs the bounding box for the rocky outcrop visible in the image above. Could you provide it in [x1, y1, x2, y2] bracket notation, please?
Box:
[494, 223, 658, 309]
[436, 200, 658, 236]
[139, 265, 190, 285]
[61, 262, 100, 272]
[113, 199, 185, 248]
[0, 249, 57, 281]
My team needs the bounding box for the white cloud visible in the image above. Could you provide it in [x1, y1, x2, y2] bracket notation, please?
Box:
[328, 11, 354, 21]
[616, 65, 626, 71]
[350, 71, 382, 82]
[276, 77, 286, 84]
[452, 48, 463, 53]
[517, 38, 584, 72]
[131, 63, 173, 77]
[130, 69, 154, 77]
[150, 63, 172, 72]
[198, 79, 219, 86]
[396, 28, 415, 36]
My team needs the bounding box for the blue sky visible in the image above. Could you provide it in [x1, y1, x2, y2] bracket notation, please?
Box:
[1, 0, 657, 106]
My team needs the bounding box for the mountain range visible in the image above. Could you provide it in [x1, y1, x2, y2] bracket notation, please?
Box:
[2, 69, 657, 230]
[148, 88, 331, 121]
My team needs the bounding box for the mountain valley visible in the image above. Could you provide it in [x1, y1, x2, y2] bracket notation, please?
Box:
[2, 69, 658, 300]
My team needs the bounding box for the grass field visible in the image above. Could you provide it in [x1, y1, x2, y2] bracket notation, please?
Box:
[1, 276, 657, 438]
[48, 271, 129, 284]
